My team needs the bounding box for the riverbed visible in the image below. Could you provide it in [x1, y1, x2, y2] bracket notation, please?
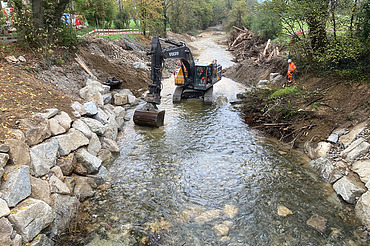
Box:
[73, 31, 362, 246]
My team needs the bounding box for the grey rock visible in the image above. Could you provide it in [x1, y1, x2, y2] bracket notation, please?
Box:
[49, 175, 70, 195]
[92, 108, 110, 125]
[102, 138, 120, 153]
[113, 106, 126, 131]
[213, 223, 230, 236]
[0, 144, 10, 153]
[81, 118, 105, 136]
[87, 133, 101, 157]
[86, 79, 102, 87]
[127, 95, 138, 105]
[97, 149, 113, 166]
[194, 209, 221, 223]
[35, 108, 59, 119]
[30, 139, 59, 177]
[84, 101, 98, 116]
[50, 166, 64, 181]
[113, 93, 128, 106]
[48, 118, 66, 136]
[53, 111, 72, 131]
[12, 233, 22, 246]
[0, 217, 12, 245]
[132, 62, 146, 69]
[29, 234, 55, 246]
[54, 129, 89, 156]
[269, 72, 280, 81]
[310, 157, 342, 183]
[20, 115, 51, 146]
[352, 160, 370, 184]
[74, 176, 96, 201]
[327, 128, 348, 144]
[72, 119, 93, 139]
[5, 139, 31, 166]
[272, 74, 284, 84]
[6, 129, 26, 141]
[74, 162, 88, 176]
[346, 141, 370, 161]
[96, 165, 108, 181]
[18, 56, 26, 62]
[90, 92, 104, 106]
[306, 214, 327, 233]
[103, 117, 118, 141]
[236, 92, 246, 99]
[0, 198, 10, 218]
[102, 85, 110, 94]
[257, 80, 269, 88]
[339, 121, 367, 147]
[315, 142, 332, 158]
[64, 176, 76, 194]
[355, 191, 370, 228]
[0, 166, 31, 207]
[8, 198, 54, 243]
[75, 148, 102, 174]
[341, 138, 365, 158]
[102, 93, 112, 104]
[30, 176, 52, 205]
[71, 101, 87, 116]
[333, 176, 366, 204]
[50, 194, 79, 237]
[0, 153, 9, 168]
[56, 153, 76, 176]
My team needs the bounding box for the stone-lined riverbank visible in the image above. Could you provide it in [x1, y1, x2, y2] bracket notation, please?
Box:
[0, 78, 140, 245]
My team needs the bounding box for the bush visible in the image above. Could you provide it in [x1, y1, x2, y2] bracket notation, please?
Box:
[250, 8, 282, 41]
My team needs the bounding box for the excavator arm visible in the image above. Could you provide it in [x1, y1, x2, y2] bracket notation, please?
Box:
[133, 36, 195, 127]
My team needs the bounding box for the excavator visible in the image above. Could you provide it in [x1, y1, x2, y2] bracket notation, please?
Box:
[133, 36, 222, 127]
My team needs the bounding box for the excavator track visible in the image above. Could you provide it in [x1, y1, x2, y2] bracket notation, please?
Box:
[203, 87, 213, 105]
[173, 86, 184, 103]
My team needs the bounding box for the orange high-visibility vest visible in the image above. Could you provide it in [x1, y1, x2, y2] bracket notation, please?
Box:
[288, 62, 296, 73]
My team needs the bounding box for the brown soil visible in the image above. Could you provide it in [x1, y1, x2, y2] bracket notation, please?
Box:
[0, 37, 152, 142]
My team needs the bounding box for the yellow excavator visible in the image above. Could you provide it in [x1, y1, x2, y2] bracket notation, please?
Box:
[133, 36, 222, 127]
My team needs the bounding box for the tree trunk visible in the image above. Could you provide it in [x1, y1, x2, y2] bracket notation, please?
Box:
[32, 0, 43, 29]
[48, 0, 70, 43]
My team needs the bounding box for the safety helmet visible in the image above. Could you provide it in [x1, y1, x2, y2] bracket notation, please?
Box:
[288, 59, 292, 63]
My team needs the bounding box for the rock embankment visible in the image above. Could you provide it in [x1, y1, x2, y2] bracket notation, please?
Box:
[0, 78, 140, 245]
[306, 120, 370, 233]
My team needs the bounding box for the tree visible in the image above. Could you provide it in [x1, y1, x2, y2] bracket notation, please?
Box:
[74, 0, 116, 28]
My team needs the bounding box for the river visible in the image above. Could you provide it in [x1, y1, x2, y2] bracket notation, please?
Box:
[74, 31, 362, 246]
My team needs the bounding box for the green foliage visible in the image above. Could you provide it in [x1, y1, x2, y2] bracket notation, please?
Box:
[227, 0, 251, 29]
[269, 86, 301, 99]
[74, 0, 116, 28]
[250, 7, 282, 41]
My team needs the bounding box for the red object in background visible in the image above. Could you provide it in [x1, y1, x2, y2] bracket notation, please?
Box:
[75, 18, 83, 29]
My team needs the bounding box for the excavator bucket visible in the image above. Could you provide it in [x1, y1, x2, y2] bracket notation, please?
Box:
[133, 103, 165, 127]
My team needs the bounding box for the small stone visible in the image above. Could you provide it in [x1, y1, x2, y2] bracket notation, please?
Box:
[223, 204, 238, 219]
[194, 209, 221, 223]
[214, 223, 230, 236]
[278, 205, 293, 217]
[0, 144, 10, 153]
[306, 214, 327, 233]
[0, 198, 10, 218]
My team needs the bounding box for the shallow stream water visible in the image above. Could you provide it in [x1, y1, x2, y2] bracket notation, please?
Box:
[74, 31, 362, 246]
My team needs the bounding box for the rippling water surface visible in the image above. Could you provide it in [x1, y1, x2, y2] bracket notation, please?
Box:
[76, 31, 362, 246]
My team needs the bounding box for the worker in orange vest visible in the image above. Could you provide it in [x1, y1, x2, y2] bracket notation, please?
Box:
[287, 59, 296, 86]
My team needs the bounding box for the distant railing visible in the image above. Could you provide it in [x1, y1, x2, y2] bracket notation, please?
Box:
[79, 28, 141, 37]
[0, 29, 17, 43]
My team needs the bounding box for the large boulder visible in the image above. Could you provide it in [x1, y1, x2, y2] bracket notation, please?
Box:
[93, 108, 110, 125]
[50, 194, 80, 237]
[81, 118, 105, 136]
[71, 101, 87, 116]
[30, 176, 51, 205]
[20, 115, 51, 146]
[54, 129, 89, 156]
[0, 198, 10, 218]
[103, 117, 119, 141]
[0, 144, 10, 153]
[74, 176, 97, 201]
[53, 111, 72, 131]
[75, 148, 102, 174]
[0, 165, 31, 207]
[87, 133, 101, 157]
[310, 157, 342, 183]
[0, 217, 13, 245]
[48, 118, 67, 136]
[333, 176, 366, 204]
[29, 234, 55, 246]
[352, 160, 370, 184]
[8, 198, 54, 243]
[49, 175, 70, 195]
[327, 128, 348, 144]
[339, 121, 367, 147]
[113, 93, 128, 106]
[35, 108, 58, 119]
[101, 137, 120, 153]
[0, 153, 9, 168]
[97, 148, 113, 166]
[79, 81, 105, 105]
[56, 153, 76, 176]
[84, 101, 98, 117]
[30, 139, 59, 177]
[5, 139, 30, 166]
[346, 141, 370, 161]
[72, 119, 93, 139]
[113, 106, 126, 131]
[355, 191, 370, 228]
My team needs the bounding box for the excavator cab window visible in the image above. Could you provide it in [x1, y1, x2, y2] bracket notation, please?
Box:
[195, 66, 207, 86]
